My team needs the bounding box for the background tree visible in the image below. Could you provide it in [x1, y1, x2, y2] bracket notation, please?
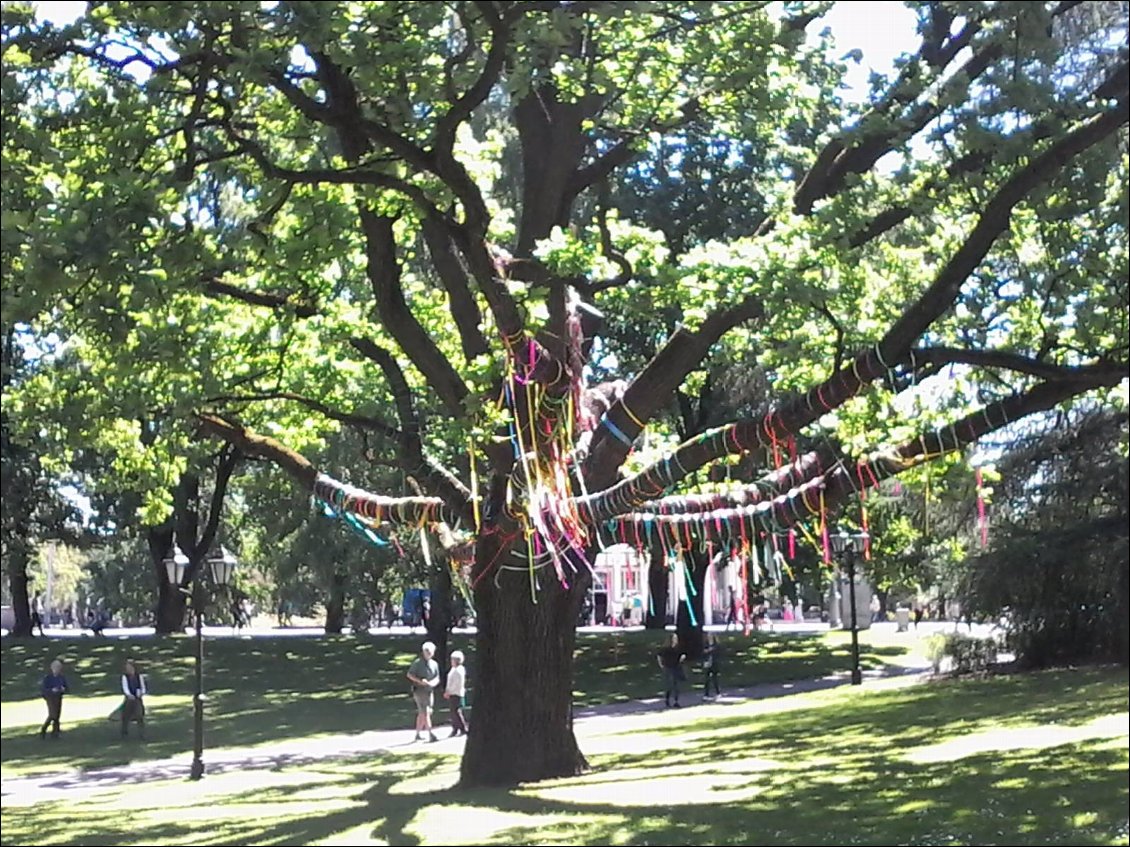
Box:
[3, 1, 1127, 786]
[961, 408, 1129, 666]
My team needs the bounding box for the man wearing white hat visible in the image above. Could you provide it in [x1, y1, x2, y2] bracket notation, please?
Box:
[406, 641, 440, 742]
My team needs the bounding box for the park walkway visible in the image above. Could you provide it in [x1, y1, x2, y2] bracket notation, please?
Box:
[0, 661, 929, 807]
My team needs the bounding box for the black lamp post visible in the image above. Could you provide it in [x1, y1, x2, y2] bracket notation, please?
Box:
[830, 528, 869, 686]
[163, 544, 237, 780]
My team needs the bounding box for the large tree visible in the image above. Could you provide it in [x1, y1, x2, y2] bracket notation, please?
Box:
[3, 1, 1127, 785]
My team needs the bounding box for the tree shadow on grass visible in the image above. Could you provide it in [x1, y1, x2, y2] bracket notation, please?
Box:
[3, 668, 1124, 847]
[3, 630, 912, 778]
[0, 634, 471, 777]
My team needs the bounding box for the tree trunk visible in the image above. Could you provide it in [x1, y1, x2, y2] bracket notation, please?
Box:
[148, 526, 187, 634]
[645, 544, 669, 629]
[675, 552, 709, 660]
[426, 563, 452, 683]
[325, 571, 346, 634]
[154, 577, 188, 634]
[460, 537, 588, 787]
[6, 545, 32, 637]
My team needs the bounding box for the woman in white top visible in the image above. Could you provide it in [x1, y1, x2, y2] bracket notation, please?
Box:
[120, 658, 147, 740]
[443, 650, 468, 738]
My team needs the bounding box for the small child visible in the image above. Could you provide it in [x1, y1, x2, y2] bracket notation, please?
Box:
[444, 650, 468, 737]
[40, 658, 69, 739]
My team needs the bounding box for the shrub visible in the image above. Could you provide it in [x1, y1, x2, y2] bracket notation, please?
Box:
[926, 632, 998, 675]
[960, 410, 1129, 669]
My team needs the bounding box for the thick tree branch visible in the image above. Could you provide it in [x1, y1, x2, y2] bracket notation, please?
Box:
[349, 337, 474, 518]
[269, 57, 435, 173]
[192, 443, 241, 561]
[846, 56, 1129, 249]
[912, 347, 1128, 384]
[197, 413, 318, 490]
[880, 100, 1128, 355]
[205, 390, 401, 440]
[608, 377, 1116, 534]
[359, 210, 470, 417]
[196, 412, 455, 525]
[792, 3, 1083, 216]
[420, 216, 491, 360]
[583, 294, 764, 488]
[202, 279, 319, 318]
[619, 450, 830, 518]
[434, 1, 511, 156]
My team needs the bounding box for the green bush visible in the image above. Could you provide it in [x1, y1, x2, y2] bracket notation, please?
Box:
[960, 411, 1129, 669]
[926, 632, 998, 675]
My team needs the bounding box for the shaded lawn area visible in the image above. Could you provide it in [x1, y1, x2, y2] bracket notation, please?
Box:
[0, 627, 917, 778]
[1, 666, 1125, 847]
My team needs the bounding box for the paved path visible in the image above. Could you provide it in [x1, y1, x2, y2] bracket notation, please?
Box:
[5, 620, 995, 640]
[0, 661, 929, 806]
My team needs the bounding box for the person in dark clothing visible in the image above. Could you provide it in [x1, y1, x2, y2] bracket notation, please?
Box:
[725, 587, 739, 631]
[40, 659, 69, 739]
[656, 634, 686, 708]
[120, 659, 147, 739]
[31, 594, 46, 636]
[702, 634, 722, 700]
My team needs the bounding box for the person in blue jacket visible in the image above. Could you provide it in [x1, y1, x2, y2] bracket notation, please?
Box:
[40, 658, 69, 739]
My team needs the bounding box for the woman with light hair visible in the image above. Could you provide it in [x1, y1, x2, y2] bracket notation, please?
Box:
[406, 641, 440, 742]
[444, 650, 468, 737]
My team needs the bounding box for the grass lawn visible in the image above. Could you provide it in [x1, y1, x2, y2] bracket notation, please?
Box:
[0, 627, 918, 778]
[1, 665, 1125, 846]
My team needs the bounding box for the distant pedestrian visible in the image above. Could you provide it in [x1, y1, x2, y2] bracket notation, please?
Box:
[702, 634, 722, 700]
[40, 658, 69, 739]
[406, 641, 440, 742]
[656, 634, 686, 708]
[444, 650, 468, 738]
[421, 597, 431, 631]
[90, 610, 108, 637]
[63, 607, 74, 629]
[913, 604, 924, 629]
[870, 594, 882, 623]
[726, 587, 739, 631]
[31, 593, 45, 636]
[119, 658, 147, 740]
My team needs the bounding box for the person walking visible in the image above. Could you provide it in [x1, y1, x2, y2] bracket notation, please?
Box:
[725, 587, 739, 631]
[702, 634, 722, 700]
[40, 659, 69, 739]
[31, 593, 46, 637]
[406, 641, 440, 742]
[444, 650, 469, 738]
[656, 634, 686, 708]
[119, 658, 147, 740]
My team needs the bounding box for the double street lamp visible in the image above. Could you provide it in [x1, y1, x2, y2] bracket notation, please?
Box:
[830, 528, 869, 686]
[163, 544, 238, 781]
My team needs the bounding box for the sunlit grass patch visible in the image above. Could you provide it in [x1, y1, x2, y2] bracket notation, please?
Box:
[2, 666, 1127, 847]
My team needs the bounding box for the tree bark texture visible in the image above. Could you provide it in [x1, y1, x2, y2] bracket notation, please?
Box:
[645, 543, 669, 630]
[6, 546, 33, 638]
[324, 571, 346, 634]
[460, 537, 588, 787]
[426, 561, 453, 682]
[674, 550, 709, 660]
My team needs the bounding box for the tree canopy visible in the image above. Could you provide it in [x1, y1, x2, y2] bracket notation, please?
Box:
[2, 0, 1127, 785]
